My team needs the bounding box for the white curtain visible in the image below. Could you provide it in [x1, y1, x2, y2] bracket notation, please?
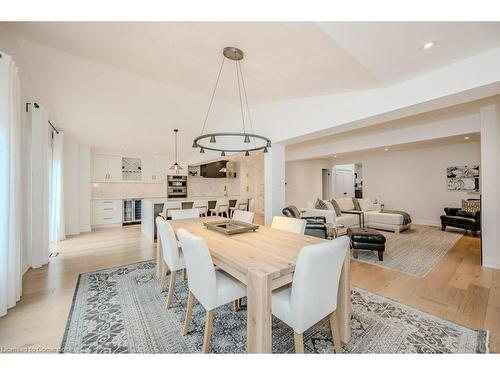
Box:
[30, 104, 50, 268]
[0, 52, 23, 316]
[49, 131, 65, 243]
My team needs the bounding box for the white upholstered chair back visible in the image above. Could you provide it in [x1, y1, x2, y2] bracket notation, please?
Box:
[232, 210, 254, 224]
[176, 228, 218, 309]
[289, 236, 349, 333]
[271, 216, 306, 235]
[156, 217, 182, 271]
[171, 208, 200, 220]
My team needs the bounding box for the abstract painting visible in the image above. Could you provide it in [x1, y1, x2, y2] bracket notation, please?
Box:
[447, 165, 480, 191]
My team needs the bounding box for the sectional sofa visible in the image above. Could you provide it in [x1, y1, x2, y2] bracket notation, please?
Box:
[302, 197, 411, 233]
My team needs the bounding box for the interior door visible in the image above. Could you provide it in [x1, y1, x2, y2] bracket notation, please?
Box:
[322, 169, 331, 199]
[335, 169, 354, 197]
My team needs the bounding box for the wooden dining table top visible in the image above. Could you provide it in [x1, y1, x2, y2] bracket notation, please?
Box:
[168, 216, 325, 284]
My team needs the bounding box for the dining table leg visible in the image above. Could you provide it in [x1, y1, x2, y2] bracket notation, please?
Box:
[337, 253, 352, 343]
[246, 269, 272, 353]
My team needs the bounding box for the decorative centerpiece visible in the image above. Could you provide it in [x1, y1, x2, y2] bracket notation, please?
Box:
[203, 219, 259, 236]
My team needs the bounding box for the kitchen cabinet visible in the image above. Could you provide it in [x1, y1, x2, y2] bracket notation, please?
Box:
[142, 158, 166, 183]
[92, 199, 122, 226]
[92, 154, 123, 182]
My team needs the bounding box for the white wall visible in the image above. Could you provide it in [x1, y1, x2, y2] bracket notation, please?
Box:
[79, 145, 91, 233]
[285, 159, 331, 208]
[285, 142, 481, 225]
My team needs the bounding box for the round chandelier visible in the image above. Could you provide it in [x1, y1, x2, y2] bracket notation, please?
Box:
[192, 47, 271, 157]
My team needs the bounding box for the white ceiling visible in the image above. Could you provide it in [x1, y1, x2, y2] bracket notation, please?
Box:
[6, 22, 500, 103]
[3, 22, 500, 158]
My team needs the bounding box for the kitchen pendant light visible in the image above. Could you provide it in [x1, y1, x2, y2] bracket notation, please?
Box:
[169, 128, 183, 174]
[192, 47, 271, 157]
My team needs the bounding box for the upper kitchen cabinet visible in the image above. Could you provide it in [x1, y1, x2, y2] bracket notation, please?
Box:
[92, 154, 123, 182]
[142, 158, 166, 183]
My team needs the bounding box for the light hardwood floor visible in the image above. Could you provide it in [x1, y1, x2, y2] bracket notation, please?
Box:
[0, 221, 498, 353]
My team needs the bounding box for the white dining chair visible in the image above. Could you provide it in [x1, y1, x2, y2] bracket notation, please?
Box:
[272, 236, 349, 353]
[209, 198, 229, 217]
[229, 198, 248, 217]
[177, 228, 247, 353]
[161, 201, 182, 219]
[192, 200, 209, 217]
[271, 216, 306, 235]
[232, 209, 254, 224]
[156, 216, 186, 309]
[171, 208, 200, 220]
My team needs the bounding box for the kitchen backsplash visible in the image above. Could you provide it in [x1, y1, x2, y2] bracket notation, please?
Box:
[92, 182, 167, 199]
[187, 176, 241, 198]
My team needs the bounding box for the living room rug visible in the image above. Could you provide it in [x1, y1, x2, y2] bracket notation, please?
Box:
[60, 260, 488, 354]
[353, 225, 463, 278]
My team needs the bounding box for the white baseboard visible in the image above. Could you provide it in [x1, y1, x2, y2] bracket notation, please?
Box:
[79, 226, 91, 233]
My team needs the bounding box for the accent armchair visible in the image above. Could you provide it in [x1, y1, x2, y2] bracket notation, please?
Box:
[440, 207, 481, 237]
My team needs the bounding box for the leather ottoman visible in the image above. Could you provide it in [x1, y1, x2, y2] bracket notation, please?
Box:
[347, 227, 386, 261]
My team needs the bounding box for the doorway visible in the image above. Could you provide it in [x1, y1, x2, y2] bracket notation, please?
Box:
[321, 169, 331, 200]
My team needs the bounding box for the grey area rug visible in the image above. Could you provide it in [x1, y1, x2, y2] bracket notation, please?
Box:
[60, 260, 488, 354]
[354, 225, 463, 278]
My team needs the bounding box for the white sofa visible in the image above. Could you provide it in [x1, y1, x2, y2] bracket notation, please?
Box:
[302, 198, 410, 233]
[302, 199, 359, 229]
[356, 198, 411, 233]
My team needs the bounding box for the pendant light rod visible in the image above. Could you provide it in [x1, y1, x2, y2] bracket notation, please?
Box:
[174, 128, 178, 163]
[236, 56, 246, 135]
[170, 128, 183, 172]
[200, 57, 226, 136]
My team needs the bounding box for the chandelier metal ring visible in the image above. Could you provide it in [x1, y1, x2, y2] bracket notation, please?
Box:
[193, 132, 271, 153]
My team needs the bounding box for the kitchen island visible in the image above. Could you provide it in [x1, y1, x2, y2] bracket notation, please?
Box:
[141, 196, 253, 242]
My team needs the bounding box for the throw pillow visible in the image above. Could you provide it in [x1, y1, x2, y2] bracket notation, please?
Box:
[324, 200, 335, 211]
[462, 199, 480, 215]
[336, 197, 355, 211]
[314, 198, 328, 210]
[352, 198, 361, 211]
[330, 199, 342, 217]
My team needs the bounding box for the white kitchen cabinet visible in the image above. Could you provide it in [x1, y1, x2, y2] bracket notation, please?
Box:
[92, 154, 123, 182]
[92, 199, 122, 227]
[107, 155, 123, 181]
[142, 158, 166, 183]
[92, 155, 109, 182]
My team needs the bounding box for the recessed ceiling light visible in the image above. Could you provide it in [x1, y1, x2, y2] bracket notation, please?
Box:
[123, 147, 127, 151]
[384, 148, 389, 152]
[464, 136, 470, 140]
[333, 155, 337, 158]
[421, 41, 436, 50]
[153, 151, 157, 154]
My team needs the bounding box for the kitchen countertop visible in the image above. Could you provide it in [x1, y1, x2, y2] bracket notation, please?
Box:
[93, 196, 252, 202]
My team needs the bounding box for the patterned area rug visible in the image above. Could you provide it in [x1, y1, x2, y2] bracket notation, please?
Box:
[354, 225, 463, 278]
[60, 261, 488, 354]
[60, 261, 489, 353]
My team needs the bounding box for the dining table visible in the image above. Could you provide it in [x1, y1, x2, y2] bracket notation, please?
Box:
[161, 216, 352, 353]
